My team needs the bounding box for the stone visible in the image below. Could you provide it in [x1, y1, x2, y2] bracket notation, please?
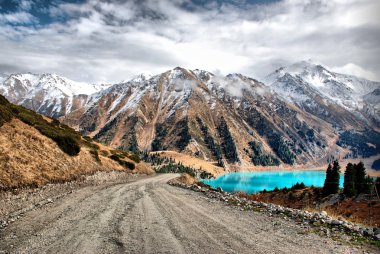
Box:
[320, 211, 327, 217]
[363, 229, 374, 236]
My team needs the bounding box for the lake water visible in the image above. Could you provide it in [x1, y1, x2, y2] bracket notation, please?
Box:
[201, 170, 344, 194]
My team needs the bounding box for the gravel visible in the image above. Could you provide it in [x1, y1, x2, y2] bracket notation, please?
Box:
[0, 174, 379, 254]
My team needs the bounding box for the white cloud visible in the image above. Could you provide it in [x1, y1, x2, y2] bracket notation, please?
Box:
[332, 63, 377, 80]
[0, 0, 379, 83]
[0, 11, 35, 24]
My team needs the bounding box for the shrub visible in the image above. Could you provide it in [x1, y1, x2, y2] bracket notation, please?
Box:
[0, 95, 9, 106]
[83, 136, 92, 142]
[124, 161, 135, 170]
[109, 154, 135, 170]
[83, 140, 100, 150]
[100, 150, 109, 156]
[52, 135, 81, 156]
[90, 150, 101, 162]
[127, 153, 141, 163]
[0, 105, 13, 127]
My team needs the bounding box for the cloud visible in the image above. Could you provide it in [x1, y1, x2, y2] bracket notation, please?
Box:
[0, 0, 379, 83]
[0, 11, 35, 24]
[332, 63, 378, 80]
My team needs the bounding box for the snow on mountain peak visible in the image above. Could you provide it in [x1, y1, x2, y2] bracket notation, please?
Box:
[264, 60, 380, 123]
[125, 72, 153, 83]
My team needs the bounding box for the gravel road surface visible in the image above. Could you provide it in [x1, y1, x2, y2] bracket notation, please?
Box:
[0, 174, 375, 253]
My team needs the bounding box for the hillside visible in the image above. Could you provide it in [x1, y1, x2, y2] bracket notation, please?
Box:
[0, 95, 152, 190]
[62, 67, 375, 168]
[1, 63, 379, 170]
[265, 60, 380, 127]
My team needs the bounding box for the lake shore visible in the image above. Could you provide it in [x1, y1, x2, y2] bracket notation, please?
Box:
[227, 163, 380, 178]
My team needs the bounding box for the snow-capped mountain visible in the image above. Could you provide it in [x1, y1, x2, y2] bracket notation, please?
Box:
[0, 73, 110, 118]
[265, 60, 380, 126]
[1, 64, 379, 168]
[61, 67, 345, 167]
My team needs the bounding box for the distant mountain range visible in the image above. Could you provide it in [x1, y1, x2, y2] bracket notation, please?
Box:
[1, 61, 379, 168]
[0, 73, 110, 118]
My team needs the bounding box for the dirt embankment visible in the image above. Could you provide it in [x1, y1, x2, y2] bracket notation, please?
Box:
[242, 188, 380, 227]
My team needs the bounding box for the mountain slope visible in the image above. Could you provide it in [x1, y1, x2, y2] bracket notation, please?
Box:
[0, 95, 152, 190]
[0, 73, 109, 118]
[1, 64, 379, 169]
[265, 60, 380, 127]
[62, 67, 340, 168]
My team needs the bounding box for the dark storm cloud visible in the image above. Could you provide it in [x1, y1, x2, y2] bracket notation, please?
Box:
[0, 0, 379, 83]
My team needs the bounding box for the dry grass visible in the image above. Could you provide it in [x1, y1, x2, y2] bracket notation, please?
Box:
[244, 188, 380, 227]
[170, 173, 198, 185]
[0, 119, 153, 190]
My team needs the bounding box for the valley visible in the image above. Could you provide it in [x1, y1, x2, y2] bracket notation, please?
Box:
[1, 61, 379, 172]
[0, 61, 379, 253]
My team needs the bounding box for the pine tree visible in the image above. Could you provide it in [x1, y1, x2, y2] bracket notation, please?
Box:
[217, 117, 239, 163]
[322, 163, 333, 197]
[343, 163, 356, 197]
[331, 160, 341, 193]
[322, 161, 340, 197]
[354, 161, 369, 194]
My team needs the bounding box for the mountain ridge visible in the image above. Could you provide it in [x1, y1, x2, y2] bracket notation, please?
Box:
[1, 62, 379, 169]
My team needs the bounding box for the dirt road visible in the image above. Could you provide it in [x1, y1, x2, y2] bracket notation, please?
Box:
[0, 174, 373, 253]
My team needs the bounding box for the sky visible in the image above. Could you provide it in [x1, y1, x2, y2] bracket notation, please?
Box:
[0, 0, 379, 83]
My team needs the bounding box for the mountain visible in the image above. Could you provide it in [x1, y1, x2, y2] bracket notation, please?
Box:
[1, 63, 379, 169]
[0, 95, 152, 190]
[61, 67, 345, 168]
[265, 60, 380, 127]
[0, 73, 110, 118]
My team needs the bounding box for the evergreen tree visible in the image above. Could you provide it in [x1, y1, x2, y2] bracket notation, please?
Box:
[196, 117, 223, 167]
[322, 161, 340, 197]
[217, 117, 239, 163]
[331, 160, 341, 193]
[354, 161, 369, 194]
[322, 163, 333, 197]
[343, 163, 356, 197]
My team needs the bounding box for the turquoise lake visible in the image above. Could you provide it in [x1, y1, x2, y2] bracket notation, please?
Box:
[201, 170, 344, 194]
